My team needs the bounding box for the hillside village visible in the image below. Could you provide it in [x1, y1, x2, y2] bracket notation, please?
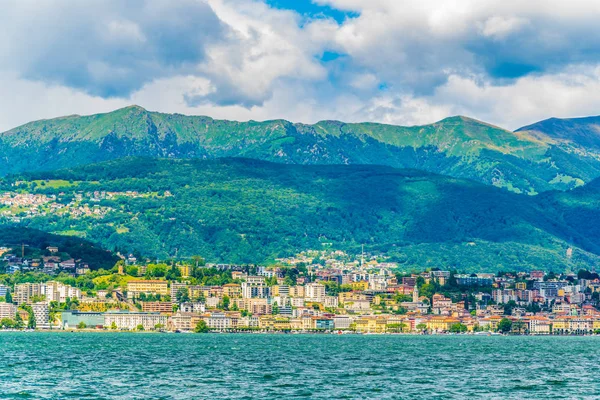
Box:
[2, 248, 600, 335]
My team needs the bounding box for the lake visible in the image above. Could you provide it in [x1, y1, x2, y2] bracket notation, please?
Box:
[0, 333, 599, 399]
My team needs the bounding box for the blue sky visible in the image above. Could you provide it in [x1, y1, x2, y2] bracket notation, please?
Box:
[1, 0, 600, 132]
[265, 0, 358, 24]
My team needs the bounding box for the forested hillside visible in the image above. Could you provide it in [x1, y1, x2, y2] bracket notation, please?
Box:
[3, 106, 600, 194]
[2, 157, 599, 272]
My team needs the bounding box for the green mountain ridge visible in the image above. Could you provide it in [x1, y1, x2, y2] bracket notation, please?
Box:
[516, 115, 600, 151]
[3, 106, 600, 194]
[4, 157, 600, 272]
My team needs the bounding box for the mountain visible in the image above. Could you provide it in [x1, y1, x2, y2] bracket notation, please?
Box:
[3, 106, 600, 194]
[516, 115, 600, 150]
[3, 157, 600, 272]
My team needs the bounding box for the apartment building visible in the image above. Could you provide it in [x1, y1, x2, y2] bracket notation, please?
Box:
[127, 280, 169, 299]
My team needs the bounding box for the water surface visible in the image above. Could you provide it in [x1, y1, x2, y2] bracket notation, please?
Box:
[1, 333, 599, 399]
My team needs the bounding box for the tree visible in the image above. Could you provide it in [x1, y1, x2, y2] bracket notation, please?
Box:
[512, 320, 526, 334]
[194, 320, 209, 333]
[110, 321, 118, 330]
[14, 312, 23, 329]
[5, 290, 12, 304]
[272, 303, 279, 315]
[136, 324, 144, 331]
[175, 287, 190, 304]
[498, 318, 512, 333]
[77, 321, 87, 329]
[222, 295, 230, 311]
[0, 318, 15, 329]
[449, 323, 467, 333]
[416, 323, 427, 333]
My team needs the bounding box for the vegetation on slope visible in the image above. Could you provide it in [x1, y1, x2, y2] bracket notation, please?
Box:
[3, 106, 600, 193]
[0, 226, 119, 270]
[2, 157, 599, 272]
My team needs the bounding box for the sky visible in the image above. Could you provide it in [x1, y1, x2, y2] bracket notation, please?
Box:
[1, 0, 600, 131]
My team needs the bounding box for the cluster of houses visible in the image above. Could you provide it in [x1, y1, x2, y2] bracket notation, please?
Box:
[1, 246, 91, 275]
[3, 264, 600, 335]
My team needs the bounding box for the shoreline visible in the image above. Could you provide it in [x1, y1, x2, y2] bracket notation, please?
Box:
[1, 329, 598, 337]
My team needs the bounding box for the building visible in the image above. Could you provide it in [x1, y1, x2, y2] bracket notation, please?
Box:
[42, 281, 82, 304]
[140, 301, 173, 313]
[533, 281, 568, 299]
[223, 284, 242, 298]
[272, 285, 290, 297]
[0, 302, 17, 319]
[127, 280, 169, 299]
[206, 313, 232, 330]
[289, 286, 305, 298]
[0, 284, 8, 298]
[60, 310, 104, 329]
[455, 274, 493, 287]
[304, 283, 326, 303]
[180, 302, 206, 314]
[314, 317, 334, 330]
[14, 283, 42, 305]
[241, 276, 269, 299]
[333, 316, 352, 330]
[104, 311, 167, 330]
[170, 312, 202, 331]
[32, 302, 50, 329]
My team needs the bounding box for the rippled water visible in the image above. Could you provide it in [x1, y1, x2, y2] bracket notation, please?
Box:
[1, 333, 600, 399]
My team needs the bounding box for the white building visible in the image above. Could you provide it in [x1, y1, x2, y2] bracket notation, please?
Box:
[241, 276, 269, 299]
[304, 283, 326, 303]
[104, 312, 167, 330]
[32, 302, 50, 329]
[180, 302, 206, 314]
[0, 302, 17, 319]
[333, 316, 352, 330]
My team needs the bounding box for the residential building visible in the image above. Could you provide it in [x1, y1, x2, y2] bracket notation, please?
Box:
[0, 302, 17, 319]
[104, 311, 167, 330]
[32, 302, 50, 329]
[127, 280, 169, 299]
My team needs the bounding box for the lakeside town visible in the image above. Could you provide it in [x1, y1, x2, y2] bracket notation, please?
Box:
[1, 247, 600, 335]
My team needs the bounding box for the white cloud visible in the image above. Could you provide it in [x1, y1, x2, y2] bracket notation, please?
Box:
[479, 16, 528, 39]
[2, 0, 600, 133]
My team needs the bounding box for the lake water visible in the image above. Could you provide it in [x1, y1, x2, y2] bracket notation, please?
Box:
[1, 333, 599, 399]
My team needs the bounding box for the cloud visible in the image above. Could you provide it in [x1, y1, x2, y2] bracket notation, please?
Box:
[2, 0, 600, 132]
[0, 0, 227, 97]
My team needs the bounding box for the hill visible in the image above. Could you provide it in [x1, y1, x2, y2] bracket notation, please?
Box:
[3, 106, 600, 194]
[0, 226, 120, 270]
[516, 115, 600, 151]
[2, 157, 599, 272]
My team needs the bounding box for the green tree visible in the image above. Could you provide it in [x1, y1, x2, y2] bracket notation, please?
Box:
[110, 321, 118, 330]
[498, 318, 512, 333]
[136, 324, 144, 331]
[449, 323, 468, 333]
[175, 287, 190, 303]
[416, 323, 427, 333]
[194, 320, 209, 333]
[222, 295, 230, 311]
[14, 312, 23, 329]
[0, 318, 15, 329]
[5, 290, 12, 303]
[77, 321, 87, 329]
[27, 310, 36, 329]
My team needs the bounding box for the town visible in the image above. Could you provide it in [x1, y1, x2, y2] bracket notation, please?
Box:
[1, 247, 599, 335]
